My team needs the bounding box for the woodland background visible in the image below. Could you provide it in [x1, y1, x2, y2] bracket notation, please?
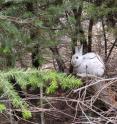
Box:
[0, 0, 117, 124]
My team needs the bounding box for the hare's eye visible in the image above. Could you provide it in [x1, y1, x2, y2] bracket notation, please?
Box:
[76, 56, 78, 59]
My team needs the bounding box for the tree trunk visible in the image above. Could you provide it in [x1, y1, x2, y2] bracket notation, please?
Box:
[88, 18, 94, 52]
[50, 47, 65, 72]
[72, 3, 88, 54]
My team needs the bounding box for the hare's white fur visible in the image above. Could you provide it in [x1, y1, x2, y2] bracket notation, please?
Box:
[71, 46, 105, 77]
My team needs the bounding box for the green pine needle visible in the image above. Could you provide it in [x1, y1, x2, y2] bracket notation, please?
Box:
[0, 68, 82, 119]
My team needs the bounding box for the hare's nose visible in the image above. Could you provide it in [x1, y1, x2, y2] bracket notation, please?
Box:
[71, 59, 76, 65]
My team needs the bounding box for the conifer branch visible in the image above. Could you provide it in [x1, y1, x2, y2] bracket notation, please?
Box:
[0, 69, 82, 119]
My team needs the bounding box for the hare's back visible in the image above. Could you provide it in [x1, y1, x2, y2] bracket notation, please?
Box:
[83, 52, 99, 59]
[83, 53, 104, 64]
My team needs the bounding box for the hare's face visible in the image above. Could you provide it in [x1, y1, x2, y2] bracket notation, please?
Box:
[71, 54, 82, 67]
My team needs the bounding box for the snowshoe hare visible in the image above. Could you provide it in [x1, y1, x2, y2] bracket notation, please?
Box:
[71, 46, 105, 77]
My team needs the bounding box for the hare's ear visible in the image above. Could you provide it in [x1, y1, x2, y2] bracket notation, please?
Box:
[79, 45, 83, 55]
[75, 46, 79, 53]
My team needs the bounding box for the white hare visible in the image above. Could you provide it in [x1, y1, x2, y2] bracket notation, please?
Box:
[71, 46, 105, 77]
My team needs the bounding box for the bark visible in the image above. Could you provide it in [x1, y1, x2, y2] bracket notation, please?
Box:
[88, 18, 94, 52]
[72, 4, 88, 54]
[106, 38, 117, 62]
[105, 0, 117, 61]
[31, 44, 42, 69]
[102, 19, 107, 61]
[50, 47, 65, 72]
